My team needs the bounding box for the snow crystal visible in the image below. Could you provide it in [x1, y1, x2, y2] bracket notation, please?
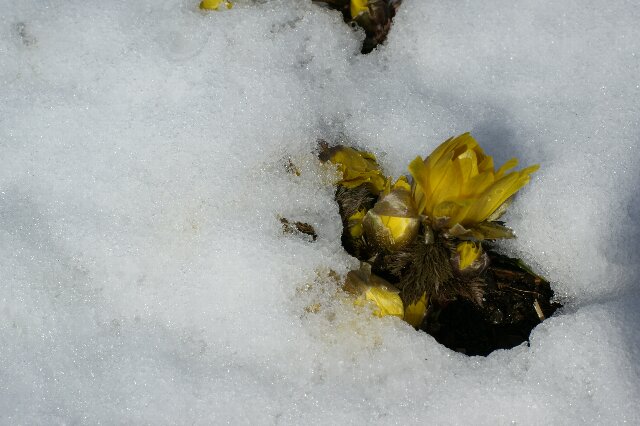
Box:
[1, 0, 639, 423]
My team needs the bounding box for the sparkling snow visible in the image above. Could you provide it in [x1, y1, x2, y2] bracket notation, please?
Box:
[1, 0, 639, 423]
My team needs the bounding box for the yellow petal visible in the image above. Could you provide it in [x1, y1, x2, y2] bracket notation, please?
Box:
[419, 133, 479, 214]
[427, 133, 474, 171]
[429, 153, 462, 208]
[404, 292, 427, 327]
[467, 165, 539, 223]
[465, 175, 519, 224]
[365, 286, 404, 318]
[495, 158, 518, 179]
[408, 156, 429, 214]
[465, 171, 495, 198]
[457, 241, 482, 270]
[363, 211, 420, 250]
[381, 215, 420, 246]
[329, 146, 386, 193]
[359, 150, 377, 162]
[350, 0, 369, 18]
[344, 265, 403, 319]
[474, 145, 493, 173]
[363, 181, 420, 250]
[426, 150, 457, 204]
[456, 147, 480, 181]
[521, 164, 541, 176]
[433, 199, 473, 226]
[391, 175, 411, 192]
[433, 200, 466, 221]
[199, 0, 232, 10]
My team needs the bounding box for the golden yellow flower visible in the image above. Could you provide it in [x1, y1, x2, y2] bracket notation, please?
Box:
[343, 264, 404, 319]
[350, 0, 369, 18]
[408, 133, 539, 229]
[325, 146, 387, 194]
[199, 0, 233, 10]
[362, 176, 420, 250]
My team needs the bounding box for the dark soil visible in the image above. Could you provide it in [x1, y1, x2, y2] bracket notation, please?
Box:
[422, 251, 561, 356]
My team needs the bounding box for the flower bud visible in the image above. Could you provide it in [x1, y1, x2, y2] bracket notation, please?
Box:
[452, 241, 489, 277]
[362, 177, 420, 251]
[343, 264, 404, 319]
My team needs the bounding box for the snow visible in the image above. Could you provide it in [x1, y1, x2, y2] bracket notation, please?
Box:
[1, 0, 639, 423]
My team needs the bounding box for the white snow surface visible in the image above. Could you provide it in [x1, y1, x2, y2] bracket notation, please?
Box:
[2, 0, 640, 423]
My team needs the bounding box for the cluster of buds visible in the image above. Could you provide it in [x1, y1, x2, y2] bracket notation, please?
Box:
[314, 0, 402, 53]
[321, 133, 539, 327]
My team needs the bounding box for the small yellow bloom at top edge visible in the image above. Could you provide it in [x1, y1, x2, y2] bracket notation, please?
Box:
[350, 0, 369, 18]
[200, 0, 232, 10]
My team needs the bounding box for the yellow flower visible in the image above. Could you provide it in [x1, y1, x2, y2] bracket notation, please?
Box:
[199, 0, 232, 10]
[456, 241, 482, 270]
[350, 0, 369, 19]
[343, 264, 404, 319]
[362, 176, 420, 250]
[325, 146, 387, 194]
[404, 292, 427, 327]
[408, 133, 539, 229]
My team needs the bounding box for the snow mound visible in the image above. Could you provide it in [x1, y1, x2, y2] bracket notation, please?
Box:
[1, 0, 639, 423]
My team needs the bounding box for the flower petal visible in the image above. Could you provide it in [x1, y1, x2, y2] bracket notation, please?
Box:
[404, 292, 427, 327]
[365, 286, 404, 318]
[457, 241, 482, 270]
[350, 0, 369, 18]
[408, 156, 430, 214]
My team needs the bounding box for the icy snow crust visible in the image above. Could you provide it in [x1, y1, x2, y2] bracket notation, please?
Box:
[1, 0, 639, 423]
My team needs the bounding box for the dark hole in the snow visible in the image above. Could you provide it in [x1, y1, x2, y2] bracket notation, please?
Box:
[421, 250, 562, 356]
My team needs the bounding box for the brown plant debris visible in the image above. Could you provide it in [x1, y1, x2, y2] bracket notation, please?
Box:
[280, 217, 317, 241]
